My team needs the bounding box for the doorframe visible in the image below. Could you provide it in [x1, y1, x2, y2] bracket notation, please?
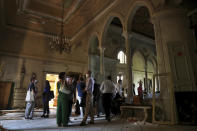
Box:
[43, 71, 59, 107]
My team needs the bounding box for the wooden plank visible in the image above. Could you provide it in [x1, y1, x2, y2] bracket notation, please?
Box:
[0, 82, 12, 109]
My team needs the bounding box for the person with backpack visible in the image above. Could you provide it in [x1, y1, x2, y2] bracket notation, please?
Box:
[41, 80, 51, 118]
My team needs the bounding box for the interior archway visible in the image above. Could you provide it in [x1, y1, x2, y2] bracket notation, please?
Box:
[127, 6, 157, 98]
[101, 16, 125, 82]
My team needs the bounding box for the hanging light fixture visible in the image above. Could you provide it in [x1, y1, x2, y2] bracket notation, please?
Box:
[49, 0, 72, 54]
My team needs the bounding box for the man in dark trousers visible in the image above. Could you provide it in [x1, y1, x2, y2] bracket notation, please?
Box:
[93, 79, 101, 117]
[68, 75, 77, 122]
[100, 75, 115, 122]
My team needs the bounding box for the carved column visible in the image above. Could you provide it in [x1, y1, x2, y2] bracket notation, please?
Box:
[152, 8, 197, 123]
[99, 47, 105, 81]
[144, 60, 148, 92]
[153, 8, 196, 91]
[122, 31, 133, 103]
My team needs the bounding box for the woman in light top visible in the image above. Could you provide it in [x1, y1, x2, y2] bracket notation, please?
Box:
[56, 72, 71, 127]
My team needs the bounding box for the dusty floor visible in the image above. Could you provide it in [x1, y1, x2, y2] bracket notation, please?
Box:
[0, 109, 197, 131]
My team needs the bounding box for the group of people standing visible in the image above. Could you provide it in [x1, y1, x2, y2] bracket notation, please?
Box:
[25, 76, 52, 119]
[56, 70, 96, 126]
[24, 70, 125, 127]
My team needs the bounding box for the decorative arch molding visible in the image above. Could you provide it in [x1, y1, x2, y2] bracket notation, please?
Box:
[147, 53, 157, 68]
[125, 0, 155, 32]
[147, 57, 157, 70]
[132, 49, 146, 65]
[100, 12, 124, 48]
[132, 48, 146, 61]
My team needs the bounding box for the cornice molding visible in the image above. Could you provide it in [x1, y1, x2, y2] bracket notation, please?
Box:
[5, 24, 51, 38]
[0, 51, 86, 66]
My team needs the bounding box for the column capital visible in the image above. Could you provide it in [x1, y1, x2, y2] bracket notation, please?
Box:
[98, 46, 106, 51]
[122, 31, 133, 39]
[151, 8, 187, 23]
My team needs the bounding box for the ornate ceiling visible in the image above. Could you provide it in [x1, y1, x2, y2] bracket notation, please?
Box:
[132, 7, 155, 39]
[1, 0, 196, 40]
[2, 0, 114, 38]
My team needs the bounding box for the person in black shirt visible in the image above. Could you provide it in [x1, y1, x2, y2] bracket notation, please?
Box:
[41, 80, 51, 118]
[93, 79, 101, 117]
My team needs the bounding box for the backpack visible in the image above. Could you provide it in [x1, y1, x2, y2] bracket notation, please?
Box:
[49, 91, 54, 100]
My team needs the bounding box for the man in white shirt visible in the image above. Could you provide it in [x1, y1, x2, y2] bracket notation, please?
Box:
[115, 79, 123, 97]
[100, 75, 115, 122]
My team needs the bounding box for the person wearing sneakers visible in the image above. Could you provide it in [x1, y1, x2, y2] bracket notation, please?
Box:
[80, 70, 94, 126]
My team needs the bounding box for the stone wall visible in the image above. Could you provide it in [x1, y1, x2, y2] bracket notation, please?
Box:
[0, 28, 87, 108]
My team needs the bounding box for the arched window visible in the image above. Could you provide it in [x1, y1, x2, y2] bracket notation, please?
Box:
[117, 51, 126, 64]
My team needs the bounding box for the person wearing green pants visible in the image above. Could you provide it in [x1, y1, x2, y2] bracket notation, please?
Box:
[56, 72, 71, 127]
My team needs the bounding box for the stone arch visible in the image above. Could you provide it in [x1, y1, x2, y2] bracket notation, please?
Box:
[125, 0, 155, 32]
[132, 48, 146, 62]
[147, 53, 157, 71]
[100, 13, 124, 47]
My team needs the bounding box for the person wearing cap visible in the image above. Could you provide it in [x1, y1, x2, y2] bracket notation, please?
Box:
[80, 70, 94, 126]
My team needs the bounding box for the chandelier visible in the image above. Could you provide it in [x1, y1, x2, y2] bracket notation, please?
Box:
[49, 0, 72, 54]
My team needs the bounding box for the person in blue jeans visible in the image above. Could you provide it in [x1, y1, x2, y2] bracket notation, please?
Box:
[25, 77, 36, 119]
